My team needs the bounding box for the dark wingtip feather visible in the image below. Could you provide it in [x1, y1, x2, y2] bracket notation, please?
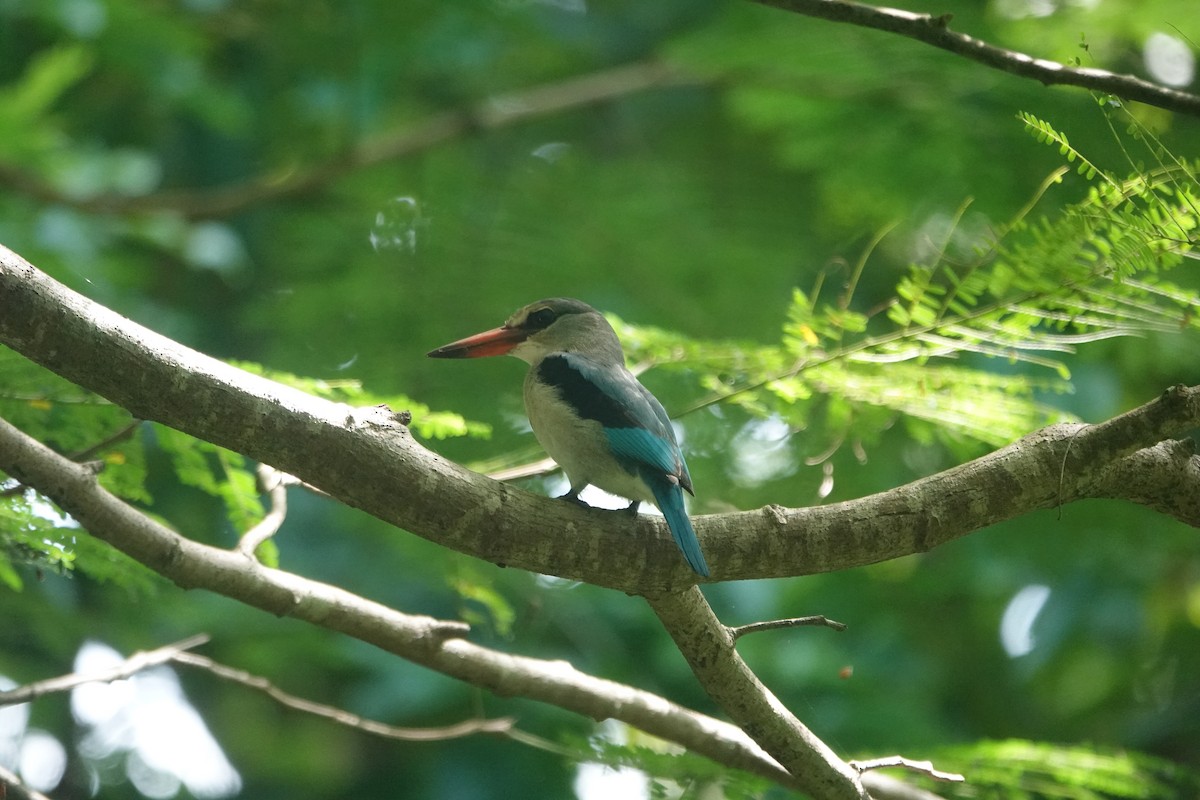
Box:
[649, 478, 710, 577]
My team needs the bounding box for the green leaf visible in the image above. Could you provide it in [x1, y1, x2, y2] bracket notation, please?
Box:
[451, 573, 515, 638]
[916, 739, 1200, 799]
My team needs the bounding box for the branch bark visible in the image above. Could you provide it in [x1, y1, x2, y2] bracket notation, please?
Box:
[0, 412, 806, 793]
[648, 588, 867, 799]
[0, 635, 209, 707]
[0, 411, 949, 800]
[2, 246, 1197, 595]
[170, 650, 516, 742]
[749, 0, 1200, 118]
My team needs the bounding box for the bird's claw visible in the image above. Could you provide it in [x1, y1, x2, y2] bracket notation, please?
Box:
[556, 490, 587, 507]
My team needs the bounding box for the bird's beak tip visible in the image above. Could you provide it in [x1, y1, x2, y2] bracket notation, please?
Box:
[428, 325, 526, 359]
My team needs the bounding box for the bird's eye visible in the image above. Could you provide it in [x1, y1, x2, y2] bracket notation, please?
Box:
[526, 308, 556, 329]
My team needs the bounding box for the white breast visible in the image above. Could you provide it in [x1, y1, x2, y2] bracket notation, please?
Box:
[523, 370, 655, 505]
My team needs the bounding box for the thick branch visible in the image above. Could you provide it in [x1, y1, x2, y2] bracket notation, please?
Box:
[0, 414, 809, 793]
[749, 0, 1200, 118]
[0, 61, 697, 219]
[1, 247, 1197, 594]
[648, 588, 867, 799]
[1089, 438, 1200, 522]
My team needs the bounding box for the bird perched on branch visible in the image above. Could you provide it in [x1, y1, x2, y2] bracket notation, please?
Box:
[428, 298, 709, 577]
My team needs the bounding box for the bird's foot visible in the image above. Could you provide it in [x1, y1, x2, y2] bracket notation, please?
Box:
[624, 500, 641, 517]
[556, 489, 588, 507]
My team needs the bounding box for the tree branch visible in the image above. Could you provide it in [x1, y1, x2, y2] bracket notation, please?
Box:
[748, 0, 1200, 118]
[728, 615, 847, 640]
[0, 765, 55, 800]
[647, 588, 868, 800]
[0, 631, 514, 743]
[0, 635, 210, 706]
[0, 413, 825, 794]
[0, 61, 699, 219]
[851, 756, 964, 783]
[1089, 437, 1200, 523]
[170, 651, 516, 743]
[237, 464, 294, 556]
[3, 247, 1197, 595]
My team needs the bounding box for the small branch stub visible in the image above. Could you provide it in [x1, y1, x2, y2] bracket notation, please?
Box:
[851, 755, 965, 783]
[237, 464, 295, 558]
[729, 615, 848, 641]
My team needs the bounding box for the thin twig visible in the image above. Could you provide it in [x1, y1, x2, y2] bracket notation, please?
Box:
[170, 651, 514, 742]
[0, 764, 55, 800]
[0, 635, 210, 707]
[68, 419, 141, 461]
[851, 755, 965, 783]
[750, 0, 1200, 118]
[237, 464, 294, 556]
[728, 615, 847, 641]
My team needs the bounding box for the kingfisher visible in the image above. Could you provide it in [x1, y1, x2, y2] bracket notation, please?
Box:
[428, 298, 709, 577]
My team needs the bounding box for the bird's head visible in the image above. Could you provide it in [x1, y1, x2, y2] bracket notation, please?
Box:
[428, 298, 622, 365]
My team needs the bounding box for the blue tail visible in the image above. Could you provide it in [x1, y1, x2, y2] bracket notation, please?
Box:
[648, 478, 710, 577]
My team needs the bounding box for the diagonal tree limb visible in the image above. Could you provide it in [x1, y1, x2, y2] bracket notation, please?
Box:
[647, 587, 868, 800]
[748, 0, 1200, 118]
[0, 413, 810, 794]
[1, 246, 1197, 595]
[0, 413, 944, 800]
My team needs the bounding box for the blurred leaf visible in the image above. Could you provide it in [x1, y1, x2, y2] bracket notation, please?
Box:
[913, 739, 1200, 799]
[0, 490, 159, 593]
[153, 425, 264, 534]
[451, 569, 515, 638]
[229, 360, 491, 441]
[0, 45, 92, 159]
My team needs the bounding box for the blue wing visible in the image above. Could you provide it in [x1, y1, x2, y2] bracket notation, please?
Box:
[537, 353, 690, 483]
[536, 353, 708, 576]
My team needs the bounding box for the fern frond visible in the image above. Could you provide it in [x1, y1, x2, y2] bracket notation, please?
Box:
[1019, 111, 1113, 185]
[615, 121, 1198, 464]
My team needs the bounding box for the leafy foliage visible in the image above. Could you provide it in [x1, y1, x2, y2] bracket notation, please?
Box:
[0, 350, 158, 588]
[0, 45, 92, 162]
[567, 723, 775, 800]
[228, 360, 491, 441]
[1, 2, 1198, 799]
[617, 124, 1198, 458]
[0, 490, 158, 592]
[912, 739, 1200, 800]
[1, 352, 489, 589]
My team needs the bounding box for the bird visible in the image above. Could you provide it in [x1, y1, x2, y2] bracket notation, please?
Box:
[428, 298, 709, 577]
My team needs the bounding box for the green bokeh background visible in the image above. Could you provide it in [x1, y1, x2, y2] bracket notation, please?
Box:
[1, 1, 1198, 798]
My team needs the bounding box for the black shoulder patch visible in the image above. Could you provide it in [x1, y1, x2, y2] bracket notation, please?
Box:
[537, 356, 635, 429]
